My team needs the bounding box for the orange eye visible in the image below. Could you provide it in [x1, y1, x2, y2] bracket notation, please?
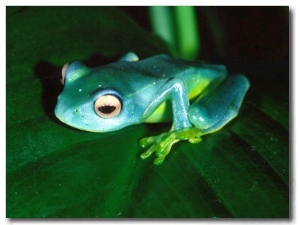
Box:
[94, 95, 122, 118]
[61, 63, 70, 85]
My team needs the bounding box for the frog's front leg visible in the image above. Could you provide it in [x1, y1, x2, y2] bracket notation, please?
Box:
[140, 78, 202, 165]
[139, 74, 249, 165]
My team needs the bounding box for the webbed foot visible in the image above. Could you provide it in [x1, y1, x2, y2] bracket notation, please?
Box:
[139, 127, 203, 165]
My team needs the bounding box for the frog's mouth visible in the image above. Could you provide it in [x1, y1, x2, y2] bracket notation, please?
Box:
[55, 110, 95, 133]
[54, 104, 122, 133]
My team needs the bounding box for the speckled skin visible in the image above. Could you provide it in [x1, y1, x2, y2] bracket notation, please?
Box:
[55, 53, 250, 164]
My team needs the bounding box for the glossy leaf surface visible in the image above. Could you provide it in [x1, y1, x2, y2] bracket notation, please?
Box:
[6, 6, 289, 218]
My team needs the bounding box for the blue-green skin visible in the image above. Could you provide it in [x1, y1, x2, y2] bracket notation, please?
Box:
[55, 52, 250, 165]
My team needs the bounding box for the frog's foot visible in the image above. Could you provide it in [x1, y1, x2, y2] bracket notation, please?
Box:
[139, 127, 203, 165]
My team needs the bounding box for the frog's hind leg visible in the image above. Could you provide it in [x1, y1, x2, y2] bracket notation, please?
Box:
[188, 74, 250, 135]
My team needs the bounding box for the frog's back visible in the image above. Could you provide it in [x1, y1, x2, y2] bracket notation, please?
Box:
[107, 53, 228, 102]
[135, 54, 228, 101]
[144, 54, 226, 74]
[108, 54, 227, 80]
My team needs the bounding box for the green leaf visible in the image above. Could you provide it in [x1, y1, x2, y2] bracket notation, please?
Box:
[6, 6, 289, 218]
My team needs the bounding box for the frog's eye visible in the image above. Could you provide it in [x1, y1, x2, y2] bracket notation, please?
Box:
[94, 95, 122, 118]
[61, 63, 70, 85]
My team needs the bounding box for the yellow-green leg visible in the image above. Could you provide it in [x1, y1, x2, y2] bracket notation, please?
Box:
[139, 127, 203, 165]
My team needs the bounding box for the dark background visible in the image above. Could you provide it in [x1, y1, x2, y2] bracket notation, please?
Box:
[121, 6, 289, 65]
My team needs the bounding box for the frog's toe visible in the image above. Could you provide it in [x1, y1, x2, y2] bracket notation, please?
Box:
[174, 127, 203, 143]
[140, 132, 179, 164]
[153, 154, 167, 165]
[140, 141, 170, 165]
[140, 133, 168, 159]
[188, 135, 202, 144]
[139, 135, 158, 148]
[140, 148, 154, 159]
[154, 139, 179, 165]
[139, 127, 204, 165]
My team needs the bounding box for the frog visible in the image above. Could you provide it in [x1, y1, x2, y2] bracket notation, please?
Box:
[55, 52, 250, 165]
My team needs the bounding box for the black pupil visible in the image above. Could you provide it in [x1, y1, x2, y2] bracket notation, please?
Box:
[98, 105, 116, 114]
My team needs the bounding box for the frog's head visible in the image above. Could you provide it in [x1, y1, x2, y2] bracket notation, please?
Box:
[55, 62, 138, 132]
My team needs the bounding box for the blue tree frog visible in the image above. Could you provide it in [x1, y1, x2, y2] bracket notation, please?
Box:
[55, 52, 250, 165]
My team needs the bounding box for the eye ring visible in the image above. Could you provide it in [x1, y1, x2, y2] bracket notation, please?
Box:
[94, 94, 122, 118]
